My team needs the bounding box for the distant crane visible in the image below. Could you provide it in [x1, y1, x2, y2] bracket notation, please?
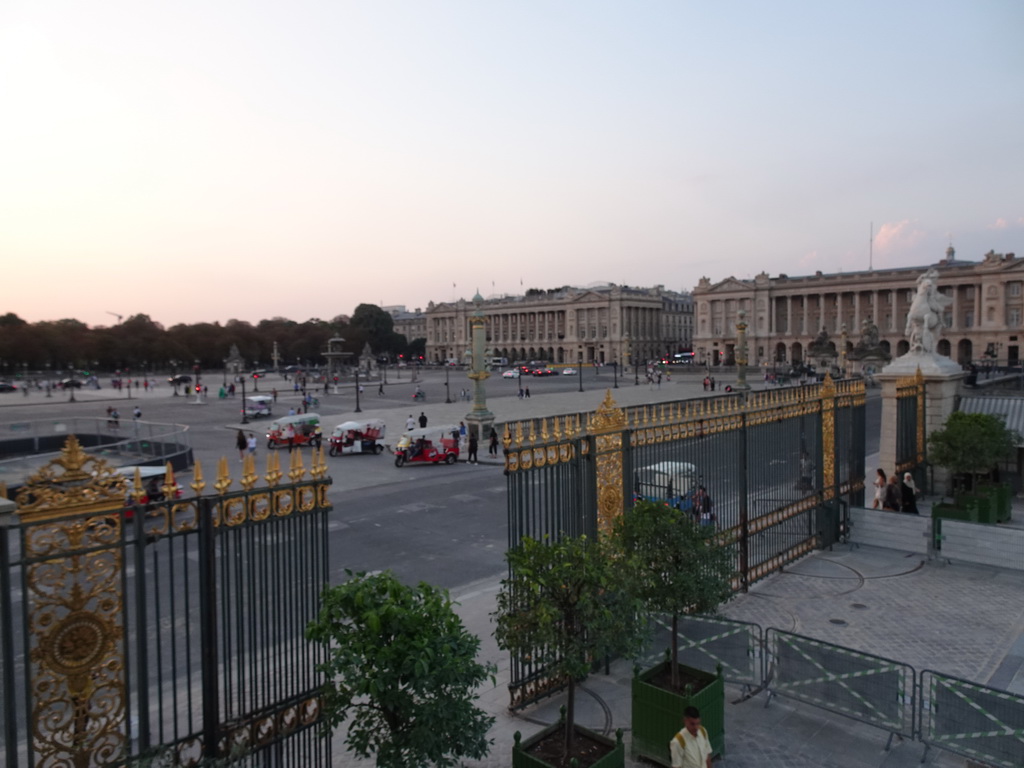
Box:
[106, 311, 123, 324]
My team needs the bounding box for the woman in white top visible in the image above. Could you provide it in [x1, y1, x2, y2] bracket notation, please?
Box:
[872, 467, 886, 509]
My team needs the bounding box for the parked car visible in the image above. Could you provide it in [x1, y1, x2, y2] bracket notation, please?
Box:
[0, 382, 17, 393]
[562, 367, 577, 376]
[502, 369, 520, 379]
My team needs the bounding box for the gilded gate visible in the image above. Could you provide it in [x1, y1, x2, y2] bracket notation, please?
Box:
[1, 436, 332, 767]
[503, 377, 866, 708]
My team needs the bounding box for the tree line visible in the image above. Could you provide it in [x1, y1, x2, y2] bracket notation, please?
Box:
[0, 305, 425, 377]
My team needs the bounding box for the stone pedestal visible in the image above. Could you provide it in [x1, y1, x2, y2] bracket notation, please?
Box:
[876, 352, 965, 485]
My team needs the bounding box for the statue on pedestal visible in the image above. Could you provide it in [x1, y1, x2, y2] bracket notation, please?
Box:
[905, 269, 952, 354]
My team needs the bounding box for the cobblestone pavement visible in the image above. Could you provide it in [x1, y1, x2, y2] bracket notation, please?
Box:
[330, 545, 1024, 766]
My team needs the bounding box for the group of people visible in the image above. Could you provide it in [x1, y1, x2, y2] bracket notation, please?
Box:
[872, 468, 919, 514]
[701, 376, 717, 391]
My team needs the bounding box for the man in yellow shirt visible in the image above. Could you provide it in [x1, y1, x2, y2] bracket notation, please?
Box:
[669, 706, 712, 768]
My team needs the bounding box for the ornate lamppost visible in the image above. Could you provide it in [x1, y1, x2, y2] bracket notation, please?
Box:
[445, 364, 452, 403]
[240, 376, 249, 424]
[734, 309, 751, 391]
[354, 369, 362, 413]
[577, 350, 583, 393]
[464, 292, 494, 442]
[613, 357, 618, 388]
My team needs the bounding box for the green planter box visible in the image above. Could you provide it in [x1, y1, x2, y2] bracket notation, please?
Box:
[631, 660, 724, 766]
[932, 502, 976, 523]
[513, 720, 625, 768]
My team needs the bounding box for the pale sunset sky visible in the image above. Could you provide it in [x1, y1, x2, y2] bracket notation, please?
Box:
[2, 1, 1022, 327]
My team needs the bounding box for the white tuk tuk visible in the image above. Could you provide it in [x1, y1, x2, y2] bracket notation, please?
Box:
[328, 419, 387, 456]
[244, 394, 274, 418]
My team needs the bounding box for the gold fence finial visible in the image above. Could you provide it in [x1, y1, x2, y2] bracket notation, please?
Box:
[515, 421, 524, 447]
[240, 454, 258, 490]
[191, 460, 206, 495]
[503, 423, 512, 451]
[529, 420, 537, 444]
[289, 449, 306, 482]
[214, 457, 232, 494]
[162, 463, 179, 500]
[552, 416, 562, 441]
[540, 418, 549, 441]
[265, 452, 283, 487]
[133, 467, 144, 500]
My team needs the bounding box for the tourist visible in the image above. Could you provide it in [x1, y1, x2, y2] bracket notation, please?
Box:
[467, 433, 478, 464]
[901, 472, 919, 514]
[872, 468, 886, 509]
[246, 433, 257, 457]
[418, 412, 428, 428]
[406, 414, 416, 431]
[669, 706, 712, 768]
[882, 475, 901, 512]
[236, 430, 247, 461]
[488, 427, 499, 456]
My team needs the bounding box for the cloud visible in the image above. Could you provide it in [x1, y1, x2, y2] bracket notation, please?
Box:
[993, 218, 1008, 229]
[874, 220, 925, 252]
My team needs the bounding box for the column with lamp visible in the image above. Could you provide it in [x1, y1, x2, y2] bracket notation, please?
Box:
[464, 292, 495, 446]
[613, 354, 618, 388]
[734, 309, 751, 391]
[354, 368, 362, 413]
[445, 363, 452, 403]
[577, 348, 583, 392]
[252, 362, 259, 391]
[240, 376, 249, 424]
[68, 364, 76, 403]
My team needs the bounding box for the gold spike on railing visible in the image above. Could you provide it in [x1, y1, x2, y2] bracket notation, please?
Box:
[502, 423, 513, 451]
[240, 454, 258, 490]
[190, 461, 206, 495]
[313, 446, 328, 479]
[214, 457, 232, 494]
[133, 467, 144, 501]
[514, 421, 524, 447]
[288, 449, 306, 483]
[540, 418, 549, 441]
[528, 420, 537, 444]
[162, 463, 179, 500]
[265, 452, 283, 487]
[552, 416, 562, 441]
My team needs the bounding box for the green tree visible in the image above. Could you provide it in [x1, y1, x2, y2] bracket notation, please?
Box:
[350, 304, 405, 356]
[494, 535, 646, 759]
[306, 571, 495, 768]
[927, 411, 1019, 491]
[611, 501, 735, 690]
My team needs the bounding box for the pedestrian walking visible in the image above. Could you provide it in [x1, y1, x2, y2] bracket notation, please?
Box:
[284, 423, 296, 452]
[467, 433, 478, 464]
[406, 414, 416, 431]
[670, 706, 712, 768]
[872, 468, 886, 509]
[272, 388, 278, 403]
[882, 475, 901, 511]
[518, 388, 524, 399]
[246, 433, 257, 457]
[524, 387, 530, 398]
[488, 427, 499, 456]
[459, 421, 467, 444]
[133, 406, 141, 419]
[901, 472, 919, 514]
[378, 382, 385, 396]
[418, 412, 428, 428]
[235, 429, 247, 461]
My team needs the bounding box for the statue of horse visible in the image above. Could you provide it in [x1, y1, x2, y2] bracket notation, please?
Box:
[905, 269, 951, 354]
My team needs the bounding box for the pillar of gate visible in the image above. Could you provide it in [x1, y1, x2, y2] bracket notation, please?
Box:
[877, 355, 964, 488]
[589, 390, 627, 537]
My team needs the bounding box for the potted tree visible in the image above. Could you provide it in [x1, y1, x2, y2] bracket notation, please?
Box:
[494, 535, 646, 768]
[611, 500, 735, 765]
[305, 570, 495, 768]
[928, 411, 1018, 523]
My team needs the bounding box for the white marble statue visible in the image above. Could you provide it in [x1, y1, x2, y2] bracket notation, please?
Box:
[905, 269, 952, 354]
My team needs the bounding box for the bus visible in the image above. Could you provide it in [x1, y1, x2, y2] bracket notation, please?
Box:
[662, 352, 695, 365]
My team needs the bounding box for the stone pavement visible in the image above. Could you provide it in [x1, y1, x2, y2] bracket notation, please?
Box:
[437, 541, 1024, 768]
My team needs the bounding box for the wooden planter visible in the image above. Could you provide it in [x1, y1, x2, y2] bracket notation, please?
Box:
[512, 719, 625, 768]
[630, 660, 724, 766]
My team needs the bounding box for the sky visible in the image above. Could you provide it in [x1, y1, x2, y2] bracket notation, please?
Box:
[2, 1, 1022, 328]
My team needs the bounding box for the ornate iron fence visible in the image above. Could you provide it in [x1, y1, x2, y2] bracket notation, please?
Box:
[503, 377, 866, 707]
[895, 370, 926, 483]
[0, 436, 332, 767]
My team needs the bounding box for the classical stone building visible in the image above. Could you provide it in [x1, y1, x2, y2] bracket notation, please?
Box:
[693, 248, 1022, 368]
[424, 284, 693, 366]
[383, 305, 427, 344]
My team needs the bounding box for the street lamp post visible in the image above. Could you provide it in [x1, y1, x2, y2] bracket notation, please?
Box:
[634, 351, 640, 386]
[577, 354, 583, 393]
[252, 362, 259, 391]
[613, 359, 618, 388]
[445, 365, 452, 403]
[354, 369, 362, 413]
[240, 377, 249, 424]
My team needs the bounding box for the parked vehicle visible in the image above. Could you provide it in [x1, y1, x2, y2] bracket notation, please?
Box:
[329, 419, 386, 456]
[266, 413, 322, 449]
[0, 382, 17, 393]
[243, 395, 273, 418]
[394, 425, 460, 467]
[633, 461, 698, 511]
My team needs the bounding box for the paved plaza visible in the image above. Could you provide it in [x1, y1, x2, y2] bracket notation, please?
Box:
[2, 370, 1022, 766]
